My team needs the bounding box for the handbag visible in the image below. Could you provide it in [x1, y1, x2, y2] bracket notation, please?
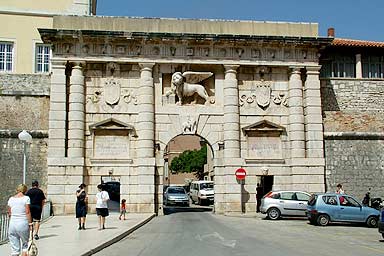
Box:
[27, 225, 38, 256]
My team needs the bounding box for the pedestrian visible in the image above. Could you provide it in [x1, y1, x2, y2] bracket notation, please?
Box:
[119, 199, 127, 220]
[256, 183, 263, 213]
[76, 183, 88, 230]
[336, 183, 345, 194]
[7, 184, 33, 256]
[96, 184, 110, 230]
[25, 180, 46, 240]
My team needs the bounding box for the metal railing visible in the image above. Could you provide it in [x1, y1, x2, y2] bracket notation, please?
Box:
[0, 201, 51, 244]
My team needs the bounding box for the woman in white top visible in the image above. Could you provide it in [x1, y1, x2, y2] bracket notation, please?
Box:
[95, 184, 110, 230]
[7, 184, 33, 256]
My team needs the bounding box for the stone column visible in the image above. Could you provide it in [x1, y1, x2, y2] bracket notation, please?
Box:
[221, 65, 242, 214]
[356, 54, 362, 79]
[48, 60, 67, 158]
[136, 63, 156, 213]
[288, 67, 305, 158]
[304, 66, 324, 158]
[68, 63, 85, 158]
[223, 65, 240, 159]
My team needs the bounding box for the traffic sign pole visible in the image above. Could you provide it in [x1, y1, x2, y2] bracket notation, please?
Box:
[235, 168, 247, 213]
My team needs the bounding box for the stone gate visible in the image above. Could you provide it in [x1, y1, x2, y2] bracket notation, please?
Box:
[40, 16, 331, 215]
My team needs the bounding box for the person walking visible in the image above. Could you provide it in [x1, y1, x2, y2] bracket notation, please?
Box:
[25, 180, 46, 240]
[119, 199, 127, 220]
[7, 184, 33, 256]
[76, 183, 88, 230]
[96, 184, 110, 230]
[256, 183, 263, 213]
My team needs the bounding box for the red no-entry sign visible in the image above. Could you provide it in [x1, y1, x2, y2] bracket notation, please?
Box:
[235, 168, 246, 180]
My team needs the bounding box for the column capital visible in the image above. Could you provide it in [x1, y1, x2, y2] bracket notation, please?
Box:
[289, 66, 303, 74]
[139, 63, 155, 71]
[305, 66, 321, 74]
[51, 59, 68, 69]
[224, 65, 240, 73]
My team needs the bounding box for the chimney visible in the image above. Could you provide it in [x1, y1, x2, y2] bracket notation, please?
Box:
[327, 27, 335, 37]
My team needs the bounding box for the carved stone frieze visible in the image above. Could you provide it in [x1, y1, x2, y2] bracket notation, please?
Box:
[54, 41, 318, 62]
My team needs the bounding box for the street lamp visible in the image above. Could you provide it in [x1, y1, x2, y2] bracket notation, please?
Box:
[18, 130, 32, 184]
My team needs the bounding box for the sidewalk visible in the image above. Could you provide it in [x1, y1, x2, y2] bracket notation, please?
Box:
[0, 212, 155, 256]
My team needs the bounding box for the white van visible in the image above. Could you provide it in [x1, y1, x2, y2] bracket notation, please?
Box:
[189, 181, 214, 205]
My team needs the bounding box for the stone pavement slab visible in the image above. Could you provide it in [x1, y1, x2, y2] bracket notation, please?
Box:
[0, 212, 155, 256]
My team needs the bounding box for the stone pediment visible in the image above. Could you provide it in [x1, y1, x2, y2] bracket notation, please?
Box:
[242, 120, 285, 135]
[89, 118, 136, 135]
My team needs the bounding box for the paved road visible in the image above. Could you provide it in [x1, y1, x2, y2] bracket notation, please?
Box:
[95, 208, 383, 256]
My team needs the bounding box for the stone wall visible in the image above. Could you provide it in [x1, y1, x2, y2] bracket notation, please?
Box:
[0, 74, 50, 213]
[324, 134, 384, 201]
[0, 130, 48, 213]
[322, 78, 384, 201]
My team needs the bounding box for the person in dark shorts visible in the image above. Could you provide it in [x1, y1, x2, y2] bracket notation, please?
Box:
[96, 184, 110, 230]
[76, 183, 88, 230]
[25, 180, 46, 240]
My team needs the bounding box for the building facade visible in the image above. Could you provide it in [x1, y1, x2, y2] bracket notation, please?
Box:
[40, 16, 330, 214]
[0, 0, 95, 212]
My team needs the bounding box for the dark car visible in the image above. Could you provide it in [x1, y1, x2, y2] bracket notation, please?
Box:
[103, 181, 120, 202]
[379, 207, 384, 238]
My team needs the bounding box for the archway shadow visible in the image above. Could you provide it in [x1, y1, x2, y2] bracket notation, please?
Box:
[163, 206, 213, 215]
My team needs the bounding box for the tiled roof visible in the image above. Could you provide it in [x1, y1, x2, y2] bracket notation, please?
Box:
[332, 38, 384, 48]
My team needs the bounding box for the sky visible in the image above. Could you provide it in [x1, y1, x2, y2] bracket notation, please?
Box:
[96, 0, 384, 42]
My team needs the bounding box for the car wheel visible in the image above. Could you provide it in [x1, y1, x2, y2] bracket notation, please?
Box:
[267, 207, 281, 220]
[366, 216, 378, 228]
[198, 198, 201, 205]
[317, 214, 330, 226]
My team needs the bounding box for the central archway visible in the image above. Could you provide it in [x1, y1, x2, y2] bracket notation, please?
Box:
[157, 134, 215, 213]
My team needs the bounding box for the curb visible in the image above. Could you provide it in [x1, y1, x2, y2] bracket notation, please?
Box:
[81, 213, 156, 256]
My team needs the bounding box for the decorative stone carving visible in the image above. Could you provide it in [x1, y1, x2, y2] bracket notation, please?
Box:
[167, 71, 213, 105]
[82, 44, 89, 54]
[104, 78, 121, 105]
[186, 48, 194, 56]
[106, 62, 120, 77]
[236, 48, 244, 57]
[272, 92, 288, 107]
[182, 116, 197, 134]
[255, 81, 271, 108]
[87, 89, 102, 104]
[251, 49, 261, 58]
[122, 89, 138, 105]
[170, 46, 176, 56]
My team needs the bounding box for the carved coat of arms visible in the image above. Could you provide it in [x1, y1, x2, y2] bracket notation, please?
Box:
[104, 79, 121, 105]
[255, 81, 271, 108]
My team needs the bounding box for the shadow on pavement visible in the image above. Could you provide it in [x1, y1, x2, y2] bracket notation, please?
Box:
[163, 206, 213, 215]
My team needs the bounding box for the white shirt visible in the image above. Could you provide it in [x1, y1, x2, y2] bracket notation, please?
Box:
[96, 191, 109, 208]
[8, 196, 30, 222]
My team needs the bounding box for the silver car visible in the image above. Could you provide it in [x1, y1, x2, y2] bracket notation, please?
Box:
[260, 191, 311, 220]
[164, 186, 190, 207]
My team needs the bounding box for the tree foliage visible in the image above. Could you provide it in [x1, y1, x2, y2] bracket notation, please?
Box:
[170, 145, 207, 180]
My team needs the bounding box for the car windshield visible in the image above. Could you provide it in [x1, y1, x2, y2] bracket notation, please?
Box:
[200, 183, 214, 190]
[167, 187, 186, 194]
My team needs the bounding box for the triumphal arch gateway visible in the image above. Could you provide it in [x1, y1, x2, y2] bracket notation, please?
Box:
[40, 16, 331, 215]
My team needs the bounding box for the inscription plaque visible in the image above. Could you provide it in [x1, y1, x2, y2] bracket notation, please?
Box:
[248, 135, 282, 159]
[94, 135, 130, 158]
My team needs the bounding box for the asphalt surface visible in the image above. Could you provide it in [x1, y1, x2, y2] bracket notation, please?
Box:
[95, 207, 384, 256]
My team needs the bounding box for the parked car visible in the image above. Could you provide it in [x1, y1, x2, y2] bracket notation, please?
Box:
[378, 206, 384, 238]
[260, 191, 311, 220]
[307, 193, 380, 227]
[164, 186, 190, 207]
[190, 181, 214, 205]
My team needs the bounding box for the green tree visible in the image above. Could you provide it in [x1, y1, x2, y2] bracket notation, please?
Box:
[170, 145, 207, 180]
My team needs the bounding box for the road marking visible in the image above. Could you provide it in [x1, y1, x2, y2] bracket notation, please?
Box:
[195, 232, 237, 248]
